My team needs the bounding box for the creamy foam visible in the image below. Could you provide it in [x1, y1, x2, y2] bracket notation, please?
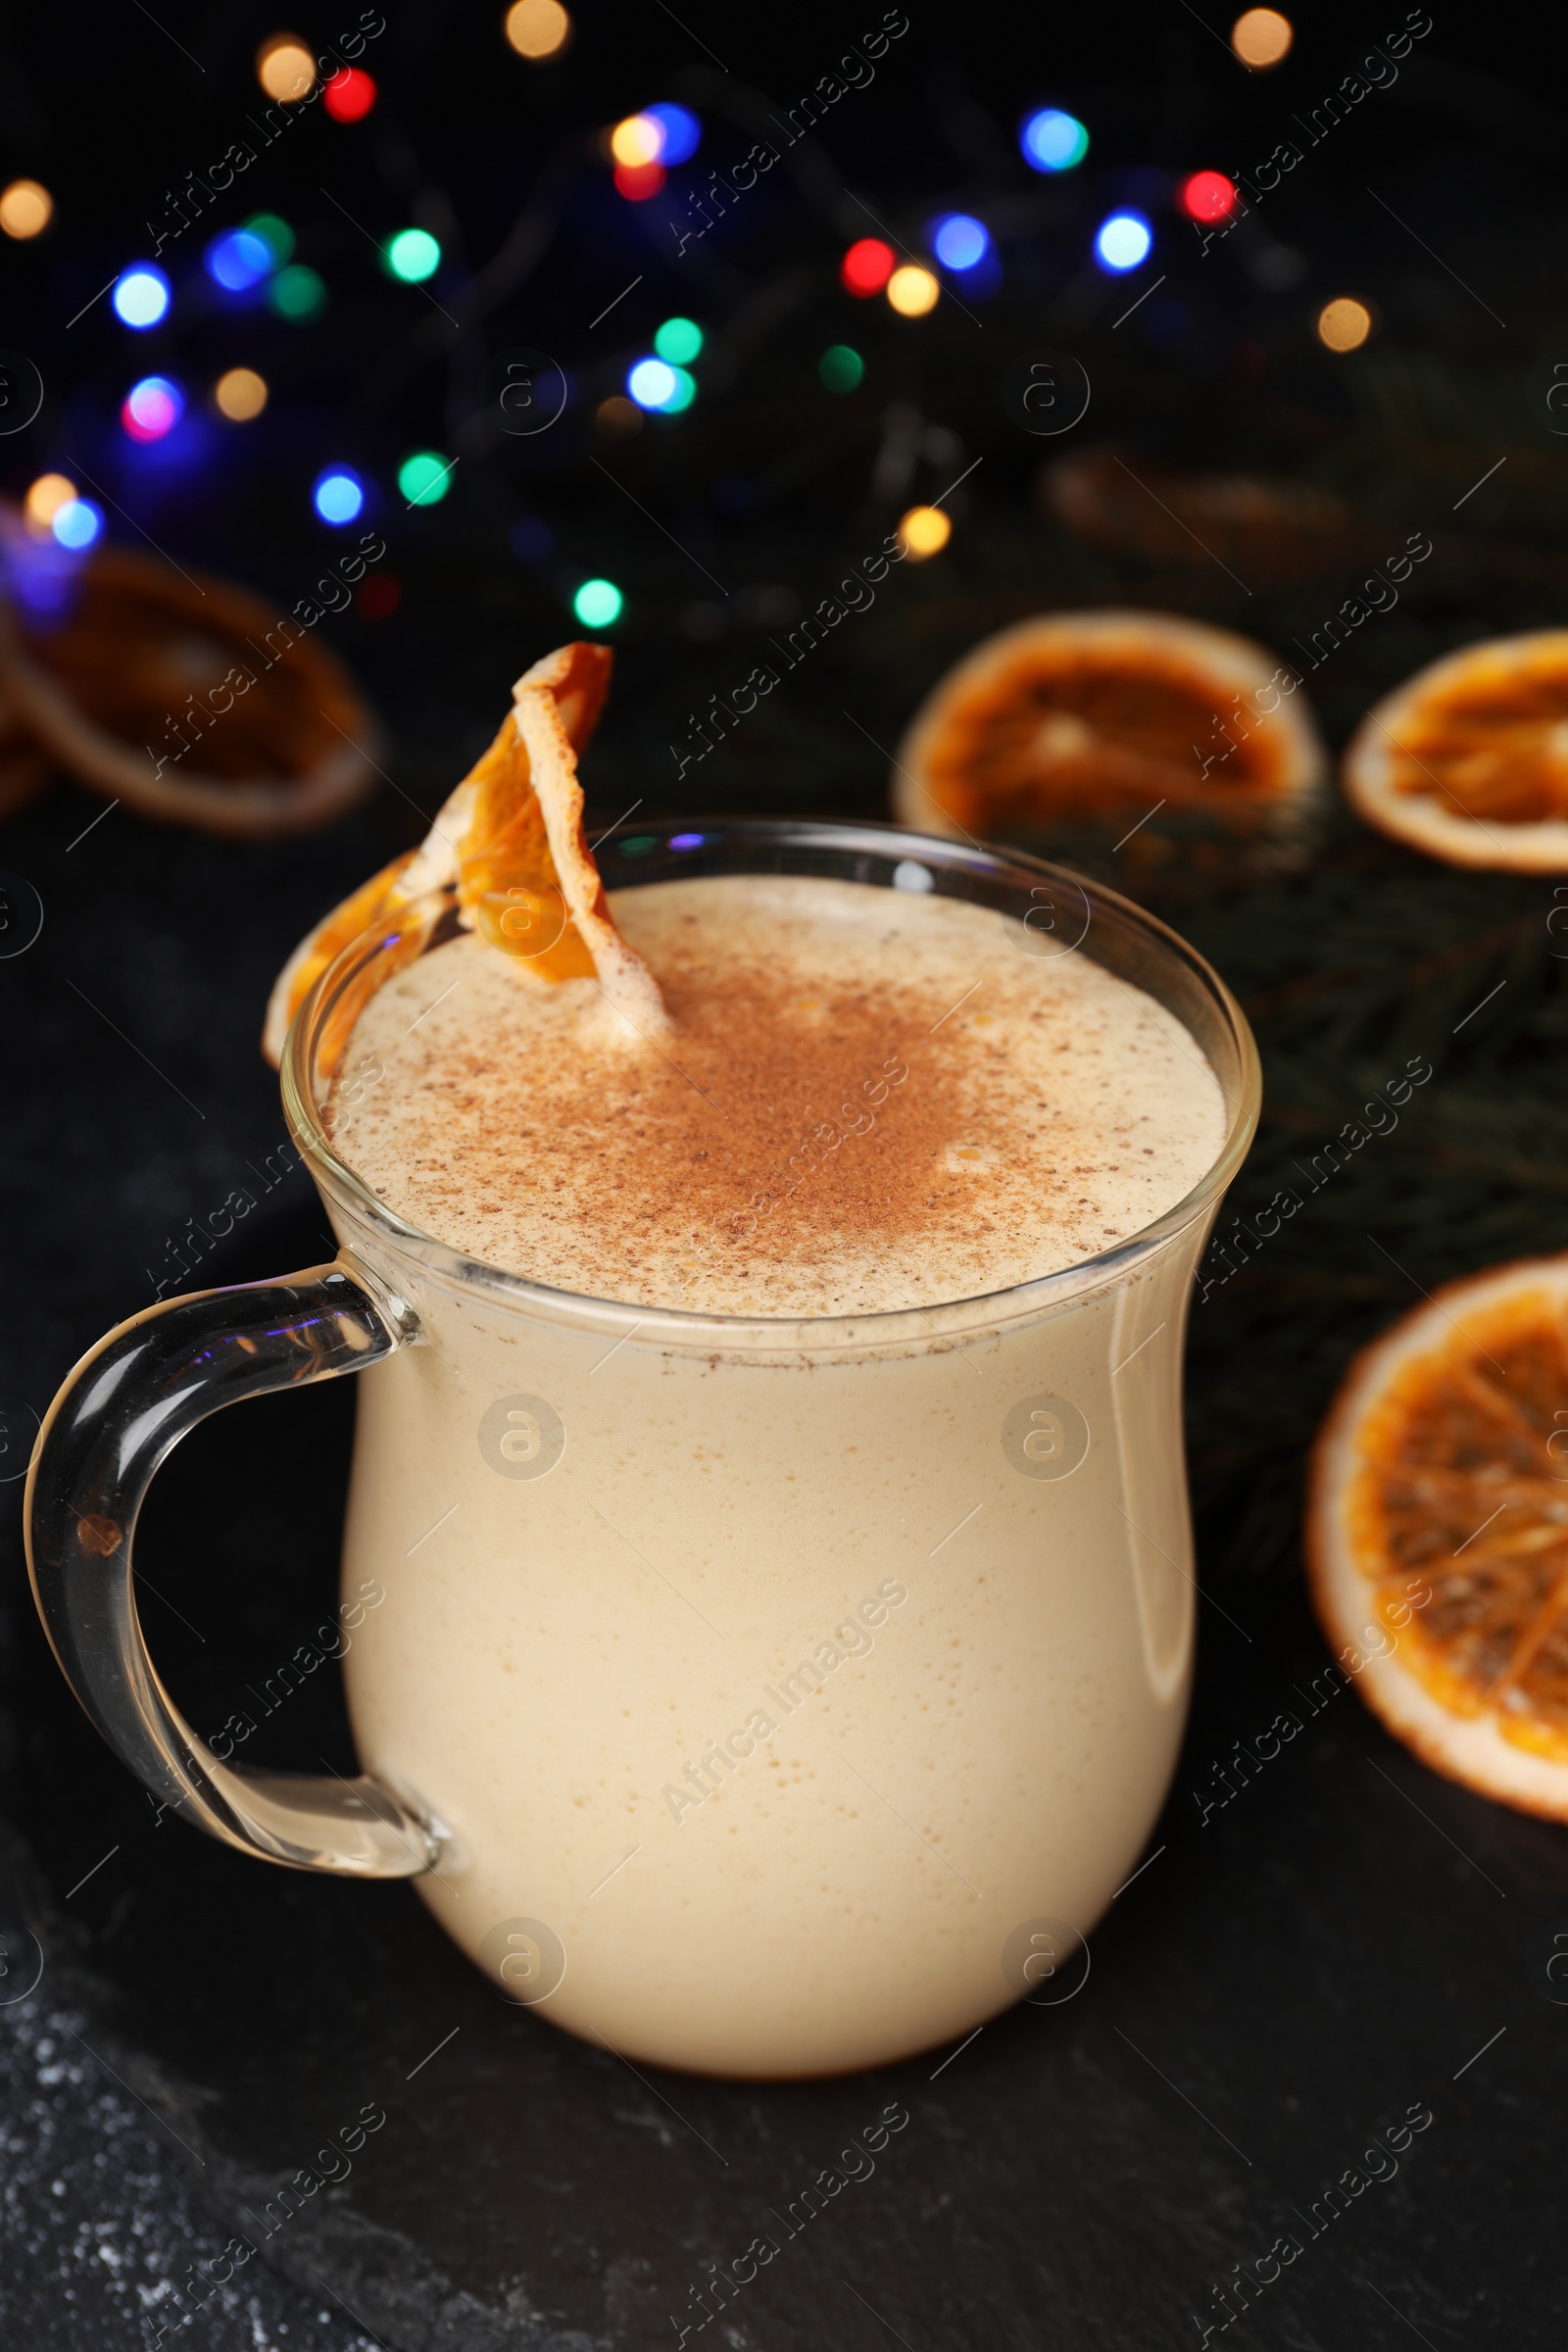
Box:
[328, 875, 1226, 1316]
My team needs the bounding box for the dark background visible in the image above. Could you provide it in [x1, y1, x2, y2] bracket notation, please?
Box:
[4, 3, 1568, 2346]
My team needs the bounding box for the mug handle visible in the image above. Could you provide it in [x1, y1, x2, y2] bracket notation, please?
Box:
[24, 1261, 441, 1879]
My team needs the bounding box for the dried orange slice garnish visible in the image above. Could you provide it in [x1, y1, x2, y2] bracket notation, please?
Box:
[1307, 1255, 1568, 1820]
[1344, 632, 1568, 870]
[262, 641, 665, 1065]
[891, 611, 1327, 869]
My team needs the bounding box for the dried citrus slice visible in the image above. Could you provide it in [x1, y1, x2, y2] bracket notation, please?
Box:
[1307, 1255, 1568, 1820]
[891, 611, 1327, 871]
[261, 641, 664, 1065]
[1343, 632, 1568, 870]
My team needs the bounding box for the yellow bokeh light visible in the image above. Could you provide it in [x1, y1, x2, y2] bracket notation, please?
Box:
[215, 368, 270, 422]
[24, 473, 75, 536]
[898, 505, 952, 561]
[1317, 296, 1372, 353]
[887, 265, 940, 318]
[610, 114, 662, 169]
[505, 0, 571, 58]
[1231, 8, 1293, 67]
[0, 179, 53, 240]
[257, 34, 317, 101]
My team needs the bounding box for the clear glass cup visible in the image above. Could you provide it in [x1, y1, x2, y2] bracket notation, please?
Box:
[26, 819, 1259, 2079]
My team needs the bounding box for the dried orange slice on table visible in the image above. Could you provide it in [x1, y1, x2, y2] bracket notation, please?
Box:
[1308, 1255, 1568, 1820]
[892, 611, 1328, 876]
[1344, 631, 1568, 871]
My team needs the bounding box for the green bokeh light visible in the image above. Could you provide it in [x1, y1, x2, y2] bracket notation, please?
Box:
[573, 578, 623, 628]
[269, 264, 325, 319]
[384, 227, 441, 283]
[653, 316, 703, 365]
[398, 450, 454, 506]
[659, 366, 696, 413]
[819, 343, 864, 393]
[244, 213, 295, 269]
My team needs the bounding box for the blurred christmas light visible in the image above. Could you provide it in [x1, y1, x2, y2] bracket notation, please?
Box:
[841, 238, 895, 296]
[1020, 108, 1089, 172]
[887, 266, 939, 317]
[613, 161, 664, 202]
[931, 214, 989, 271]
[215, 368, 269, 421]
[818, 344, 863, 392]
[0, 179, 52, 239]
[595, 396, 641, 436]
[399, 451, 455, 505]
[1094, 212, 1152, 271]
[573, 578, 622, 627]
[627, 358, 677, 410]
[1317, 296, 1372, 352]
[269, 264, 324, 319]
[898, 506, 952, 561]
[52, 498, 103, 551]
[323, 67, 376, 121]
[206, 227, 273, 291]
[122, 375, 184, 442]
[113, 268, 171, 328]
[646, 103, 701, 165]
[245, 214, 295, 267]
[504, 0, 570, 58]
[357, 572, 402, 619]
[257, 34, 317, 101]
[1179, 172, 1239, 224]
[314, 468, 365, 524]
[658, 367, 696, 413]
[384, 228, 441, 282]
[654, 316, 703, 364]
[24, 474, 75, 536]
[1231, 8, 1293, 66]
[611, 114, 662, 168]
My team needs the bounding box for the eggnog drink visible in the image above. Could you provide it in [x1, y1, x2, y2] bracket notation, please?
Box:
[324, 874, 1228, 2075]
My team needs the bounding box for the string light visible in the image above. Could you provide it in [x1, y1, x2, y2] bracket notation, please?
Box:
[384, 228, 441, 282]
[931, 215, 989, 271]
[1094, 212, 1152, 272]
[215, 368, 269, 421]
[270, 265, 324, 318]
[504, 0, 570, 59]
[887, 266, 939, 317]
[245, 214, 294, 267]
[0, 179, 52, 239]
[324, 67, 376, 121]
[399, 451, 455, 505]
[627, 358, 677, 410]
[646, 103, 701, 165]
[1317, 297, 1372, 352]
[613, 161, 664, 202]
[1178, 172, 1238, 224]
[654, 317, 703, 364]
[898, 506, 952, 560]
[819, 344, 863, 392]
[841, 238, 894, 296]
[206, 227, 273, 290]
[1020, 108, 1089, 172]
[24, 474, 75, 536]
[314, 468, 366, 524]
[1231, 8, 1293, 66]
[256, 34, 317, 101]
[611, 115, 662, 168]
[573, 578, 622, 627]
[52, 498, 103, 551]
[122, 375, 184, 442]
[112, 267, 170, 328]
[594, 396, 641, 436]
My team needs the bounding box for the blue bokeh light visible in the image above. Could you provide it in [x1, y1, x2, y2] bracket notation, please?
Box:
[646, 102, 701, 165]
[313, 467, 366, 524]
[627, 357, 677, 410]
[52, 498, 104, 550]
[112, 267, 171, 328]
[1094, 211, 1153, 272]
[931, 214, 990, 271]
[1020, 108, 1089, 173]
[206, 228, 273, 291]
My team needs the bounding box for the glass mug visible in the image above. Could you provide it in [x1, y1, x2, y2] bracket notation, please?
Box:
[25, 821, 1259, 2079]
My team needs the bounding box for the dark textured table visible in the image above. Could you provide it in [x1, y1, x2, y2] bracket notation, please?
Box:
[3, 771, 1565, 2351]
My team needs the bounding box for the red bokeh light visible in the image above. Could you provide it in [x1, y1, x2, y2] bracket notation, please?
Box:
[841, 238, 896, 296]
[323, 67, 377, 122]
[614, 161, 666, 202]
[357, 574, 402, 620]
[1179, 171, 1238, 224]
